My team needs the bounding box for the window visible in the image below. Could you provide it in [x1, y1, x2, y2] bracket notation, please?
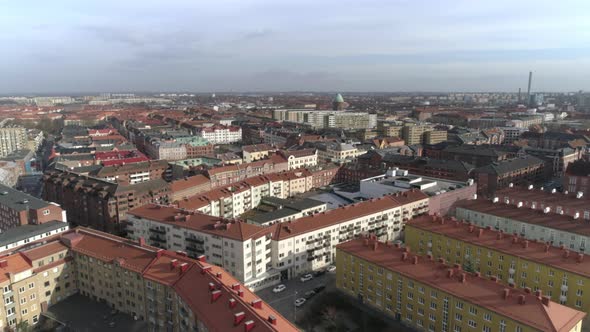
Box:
[3, 286, 10, 294]
[516, 327, 523, 332]
[6, 307, 15, 316]
[429, 313, 436, 321]
[21, 309, 28, 315]
[469, 306, 477, 315]
[483, 313, 492, 321]
[29, 294, 36, 300]
[430, 302, 437, 310]
[483, 326, 491, 332]
[456, 302, 464, 310]
[500, 320, 506, 332]
[19, 298, 26, 305]
[467, 320, 476, 328]
[455, 313, 462, 321]
[28, 282, 34, 289]
[454, 326, 461, 332]
[18, 287, 25, 294]
[33, 315, 38, 323]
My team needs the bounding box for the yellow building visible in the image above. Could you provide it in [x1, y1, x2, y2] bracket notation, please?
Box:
[405, 215, 590, 323]
[424, 130, 448, 145]
[336, 237, 586, 332]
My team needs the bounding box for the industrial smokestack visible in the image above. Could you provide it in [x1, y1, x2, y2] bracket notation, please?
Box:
[527, 71, 533, 105]
[518, 88, 521, 103]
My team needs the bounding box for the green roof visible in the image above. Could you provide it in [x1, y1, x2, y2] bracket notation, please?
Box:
[333, 93, 344, 103]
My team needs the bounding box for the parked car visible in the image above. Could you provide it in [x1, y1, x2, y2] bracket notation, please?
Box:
[327, 265, 336, 272]
[304, 290, 316, 299]
[300, 274, 313, 282]
[272, 284, 286, 293]
[314, 285, 326, 293]
[294, 298, 306, 307]
[314, 269, 326, 277]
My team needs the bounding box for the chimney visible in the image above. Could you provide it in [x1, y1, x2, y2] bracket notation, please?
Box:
[170, 259, 179, 269]
[438, 258, 446, 265]
[229, 298, 237, 308]
[401, 252, 409, 261]
[216, 272, 223, 279]
[251, 299, 263, 309]
[551, 188, 557, 194]
[491, 276, 498, 283]
[373, 241, 379, 251]
[517, 201, 523, 208]
[468, 225, 475, 233]
[564, 250, 570, 258]
[574, 212, 580, 220]
[524, 287, 531, 294]
[201, 266, 212, 274]
[179, 262, 188, 273]
[544, 244, 550, 253]
[528, 185, 533, 190]
[577, 191, 584, 199]
[138, 237, 146, 247]
[197, 255, 206, 262]
[474, 271, 481, 278]
[453, 263, 462, 270]
[211, 290, 222, 302]
[518, 295, 526, 305]
[493, 197, 499, 203]
[577, 253, 584, 263]
[477, 229, 484, 238]
[541, 296, 551, 307]
[394, 243, 401, 248]
[535, 290, 543, 298]
[238, 290, 244, 297]
[512, 236, 519, 244]
[523, 240, 529, 249]
[497, 232, 503, 240]
[208, 282, 216, 291]
[244, 320, 255, 332]
[404, 246, 411, 253]
[426, 254, 433, 261]
[364, 239, 369, 247]
[0, 260, 8, 268]
[447, 269, 454, 278]
[232, 283, 241, 291]
[460, 273, 467, 283]
[503, 288, 510, 299]
[268, 315, 277, 325]
[509, 282, 515, 288]
[412, 256, 419, 265]
[234, 312, 246, 326]
[509, 182, 514, 188]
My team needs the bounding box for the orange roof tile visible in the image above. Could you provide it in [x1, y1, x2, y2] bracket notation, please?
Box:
[338, 238, 586, 332]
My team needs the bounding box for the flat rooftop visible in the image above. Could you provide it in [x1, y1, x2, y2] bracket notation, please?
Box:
[360, 172, 470, 199]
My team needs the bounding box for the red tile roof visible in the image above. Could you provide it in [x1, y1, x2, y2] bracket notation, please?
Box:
[337, 238, 586, 332]
[128, 205, 273, 241]
[455, 199, 590, 236]
[274, 190, 428, 240]
[494, 186, 589, 218]
[408, 215, 590, 279]
[170, 174, 211, 193]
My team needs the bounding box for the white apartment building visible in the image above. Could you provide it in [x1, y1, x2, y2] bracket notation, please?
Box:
[455, 198, 590, 253]
[128, 190, 429, 289]
[197, 126, 242, 144]
[500, 126, 527, 144]
[0, 221, 69, 254]
[126, 205, 279, 290]
[317, 143, 362, 163]
[144, 140, 187, 160]
[0, 127, 27, 157]
[278, 149, 318, 170]
[177, 170, 314, 218]
[271, 190, 428, 279]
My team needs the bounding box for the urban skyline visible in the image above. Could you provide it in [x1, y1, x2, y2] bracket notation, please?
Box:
[2, 0, 590, 93]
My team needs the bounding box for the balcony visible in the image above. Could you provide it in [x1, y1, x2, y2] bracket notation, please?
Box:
[150, 236, 166, 243]
[185, 237, 204, 244]
[149, 228, 166, 235]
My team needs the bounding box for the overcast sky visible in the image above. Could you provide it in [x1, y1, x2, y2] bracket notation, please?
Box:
[2, 0, 590, 93]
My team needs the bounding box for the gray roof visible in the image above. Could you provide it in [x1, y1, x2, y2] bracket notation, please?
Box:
[0, 221, 67, 247]
[247, 207, 300, 224]
[262, 197, 325, 211]
[0, 184, 52, 211]
[474, 155, 544, 175]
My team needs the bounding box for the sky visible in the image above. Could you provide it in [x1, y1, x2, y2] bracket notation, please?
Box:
[2, 0, 590, 93]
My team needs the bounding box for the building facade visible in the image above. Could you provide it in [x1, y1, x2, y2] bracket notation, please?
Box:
[0, 184, 66, 231]
[0, 127, 27, 158]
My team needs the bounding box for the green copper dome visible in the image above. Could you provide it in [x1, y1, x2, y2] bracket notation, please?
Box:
[333, 93, 344, 103]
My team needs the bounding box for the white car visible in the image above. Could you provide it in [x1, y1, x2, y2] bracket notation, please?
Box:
[272, 284, 286, 293]
[294, 298, 306, 307]
[327, 265, 336, 272]
[300, 274, 313, 282]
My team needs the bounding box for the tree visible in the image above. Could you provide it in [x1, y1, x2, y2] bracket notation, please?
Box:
[463, 259, 476, 273]
[15, 319, 31, 332]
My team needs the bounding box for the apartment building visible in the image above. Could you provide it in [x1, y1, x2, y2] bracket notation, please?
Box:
[272, 109, 377, 129]
[565, 160, 590, 197]
[246, 197, 327, 226]
[169, 174, 211, 202]
[317, 143, 362, 163]
[473, 155, 546, 196]
[455, 199, 590, 253]
[0, 127, 27, 158]
[242, 144, 277, 163]
[177, 170, 314, 218]
[336, 237, 586, 332]
[0, 221, 69, 254]
[43, 170, 170, 234]
[406, 215, 590, 317]
[0, 227, 297, 332]
[423, 130, 448, 145]
[206, 154, 288, 188]
[144, 140, 187, 160]
[278, 149, 318, 170]
[126, 205, 279, 290]
[271, 191, 429, 279]
[196, 125, 242, 144]
[89, 160, 169, 184]
[0, 184, 66, 231]
[402, 125, 433, 145]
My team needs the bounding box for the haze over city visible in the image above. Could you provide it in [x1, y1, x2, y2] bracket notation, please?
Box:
[2, 0, 590, 93]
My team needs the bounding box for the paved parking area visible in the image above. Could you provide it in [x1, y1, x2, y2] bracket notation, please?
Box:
[256, 271, 336, 323]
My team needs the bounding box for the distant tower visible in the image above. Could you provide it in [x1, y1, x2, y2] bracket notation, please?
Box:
[518, 88, 521, 103]
[526, 71, 533, 105]
[332, 93, 347, 110]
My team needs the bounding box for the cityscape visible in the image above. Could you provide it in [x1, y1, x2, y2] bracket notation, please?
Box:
[2, 1, 590, 332]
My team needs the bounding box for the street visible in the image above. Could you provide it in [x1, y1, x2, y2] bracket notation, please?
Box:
[256, 271, 336, 323]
